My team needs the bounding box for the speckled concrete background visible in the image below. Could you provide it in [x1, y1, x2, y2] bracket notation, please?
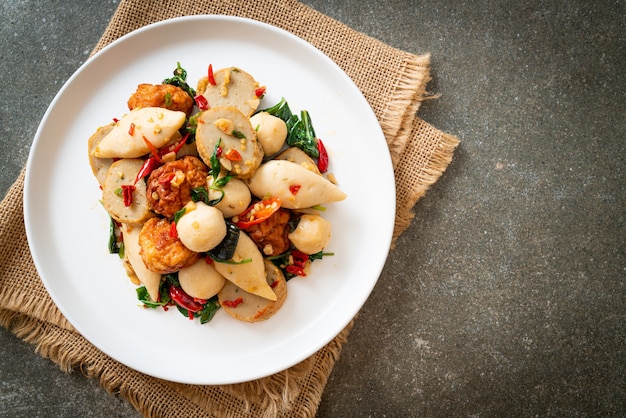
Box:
[1, 1, 624, 416]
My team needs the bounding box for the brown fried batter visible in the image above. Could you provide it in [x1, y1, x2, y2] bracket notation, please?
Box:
[139, 217, 199, 274]
[146, 156, 209, 219]
[247, 208, 291, 256]
[127, 83, 194, 115]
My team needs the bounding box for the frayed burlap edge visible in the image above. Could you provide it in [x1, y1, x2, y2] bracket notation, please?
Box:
[392, 120, 460, 244]
[381, 54, 432, 166]
[0, 305, 353, 418]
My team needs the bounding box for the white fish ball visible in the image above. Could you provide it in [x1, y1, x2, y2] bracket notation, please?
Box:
[249, 112, 287, 156]
[177, 201, 227, 253]
[288, 214, 332, 254]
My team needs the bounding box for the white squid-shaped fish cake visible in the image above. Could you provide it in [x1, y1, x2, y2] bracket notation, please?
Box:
[247, 160, 347, 209]
[121, 223, 161, 303]
[93, 107, 186, 158]
[213, 231, 277, 301]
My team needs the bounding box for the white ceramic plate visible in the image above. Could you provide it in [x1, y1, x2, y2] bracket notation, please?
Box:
[24, 15, 395, 385]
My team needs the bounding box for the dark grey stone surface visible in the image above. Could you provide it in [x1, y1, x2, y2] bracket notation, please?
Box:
[1, 1, 624, 417]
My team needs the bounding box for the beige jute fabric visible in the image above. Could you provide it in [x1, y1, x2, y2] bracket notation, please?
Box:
[0, 0, 459, 416]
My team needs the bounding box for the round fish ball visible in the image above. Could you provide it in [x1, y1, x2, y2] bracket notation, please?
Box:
[249, 112, 287, 156]
[178, 258, 226, 299]
[208, 176, 252, 218]
[288, 214, 332, 254]
[177, 201, 227, 252]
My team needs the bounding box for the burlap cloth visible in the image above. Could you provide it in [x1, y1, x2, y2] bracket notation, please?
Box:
[0, 0, 459, 416]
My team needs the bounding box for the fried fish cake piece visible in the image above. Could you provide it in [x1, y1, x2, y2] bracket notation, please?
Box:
[139, 217, 200, 274]
[146, 156, 209, 219]
[246, 208, 291, 256]
[127, 83, 194, 115]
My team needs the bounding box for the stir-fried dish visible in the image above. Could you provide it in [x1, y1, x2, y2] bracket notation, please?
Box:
[88, 63, 346, 324]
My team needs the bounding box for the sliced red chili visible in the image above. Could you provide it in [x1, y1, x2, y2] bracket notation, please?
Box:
[286, 265, 306, 277]
[224, 148, 242, 162]
[121, 184, 136, 207]
[128, 122, 135, 136]
[255, 87, 266, 98]
[289, 184, 301, 195]
[158, 172, 176, 184]
[142, 136, 163, 163]
[168, 285, 204, 316]
[208, 64, 216, 86]
[161, 132, 191, 156]
[222, 297, 243, 308]
[195, 94, 209, 110]
[234, 197, 281, 229]
[134, 133, 190, 185]
[290, 249, 309, 268]
[317, 138, 329, 173]
[169, 221, 178, 238]
[134, 157, 160, 185]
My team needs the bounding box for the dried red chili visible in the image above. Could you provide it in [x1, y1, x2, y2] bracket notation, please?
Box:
[255, 87, 266, 98]
[286, 265, 306, 277]
[208, 64, 216, 86]
[289, 184, 301, 195]
[168, 285, 205, 319]
[224, 149, 242, 162]
[195, 94, 209, 110]
[134, 157, 160, 185]
[222, 297, 243, 308]
[121, 185, 136, 207]
[142, 136, 163, 163]
[317, 138, 329, 173]
[168, 221, 178, 238]
[234, 197, 281, 229]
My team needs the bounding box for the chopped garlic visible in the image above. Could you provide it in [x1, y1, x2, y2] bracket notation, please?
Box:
[214, 118, 234, 135]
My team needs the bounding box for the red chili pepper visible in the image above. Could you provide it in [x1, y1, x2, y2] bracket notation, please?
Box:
[142, 136, 163, 163]
[317, 138, 329, 173]
[286, 265, 307, 277]
[134, 133, 190, 185]
[291, 249, 309, 268]
[121, 184, 136, 207]
[158, 172, 176, 184]
[222, 297, 243, 308]
[205, 255, 214, 264]
[234, 197, 281, 229]
[224, 149, 242, 162]
[112, 117, 119, 123]
[208, 64, 216, 86]
[255, 87, 266, 98]
[134, 157, 160, 185]
[162, 132, 191, 156]
[289, 184, 301, 195]
[168, 285, 204, 317]
[169, 221, 178, 238]
[195, 94, 209, 110]
[128, 122, 135, 136]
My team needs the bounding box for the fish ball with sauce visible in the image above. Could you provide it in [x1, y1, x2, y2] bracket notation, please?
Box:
[288, 214, 332, 254]
[177, 201, 227, 253]
[208, 175, 251, 218]
[249, 112, 288, 156]
[178, 259, 226, 299]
